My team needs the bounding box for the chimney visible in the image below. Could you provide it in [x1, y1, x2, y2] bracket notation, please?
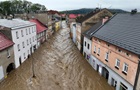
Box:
[131, 9, 137, 14]
[102, 16, 109, 25]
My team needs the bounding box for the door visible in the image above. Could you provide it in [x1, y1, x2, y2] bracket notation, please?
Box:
[111, 78, 117, 87]
[97, 64, 99, 72]
[0, 66, 4, 80]
[102, 67, 109, 80]
[30, 47, 32, 54]
[19, 57, 22, 65]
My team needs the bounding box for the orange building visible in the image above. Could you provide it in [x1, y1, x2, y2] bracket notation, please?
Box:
[89, 13, 140, 90]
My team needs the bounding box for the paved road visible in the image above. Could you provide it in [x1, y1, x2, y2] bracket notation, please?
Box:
[0, 22, 114, 90]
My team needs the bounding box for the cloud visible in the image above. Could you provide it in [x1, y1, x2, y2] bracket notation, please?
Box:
[0, 0, 140, 11]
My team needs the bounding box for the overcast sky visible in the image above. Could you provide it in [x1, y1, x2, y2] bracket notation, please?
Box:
[1, 0, 140, 11]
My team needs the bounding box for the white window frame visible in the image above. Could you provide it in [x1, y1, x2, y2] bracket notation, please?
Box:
[115, 59, 120, 68]
[123, 63, 128, 74]
[105, 52, 109, 61]
[98, 48, 100, 55]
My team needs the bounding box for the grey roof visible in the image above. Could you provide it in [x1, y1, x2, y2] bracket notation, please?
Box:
[93, 13, 140, 55]
[0, 19, 36, 30]
[83, 21, 102, 40]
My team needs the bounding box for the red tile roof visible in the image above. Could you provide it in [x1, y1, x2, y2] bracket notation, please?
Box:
[29, 19, 47, 34]
[69, 14, 77, 19]
[0, 32, 14, 51]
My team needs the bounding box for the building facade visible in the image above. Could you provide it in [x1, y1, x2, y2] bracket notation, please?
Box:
[90, 13, 140, 90]
[0, 19, 37, 68]
[76, 8, 113, 52]
[30, 19, 47, 48]
[0, 32, 15, 82]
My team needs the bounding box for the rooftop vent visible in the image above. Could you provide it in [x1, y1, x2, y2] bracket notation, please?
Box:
[131, 9, 137, 14]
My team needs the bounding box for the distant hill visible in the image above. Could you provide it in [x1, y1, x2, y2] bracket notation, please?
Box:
[60, 8, 128, 14]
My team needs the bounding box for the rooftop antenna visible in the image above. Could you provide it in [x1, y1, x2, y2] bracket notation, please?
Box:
[100, 4, 102, 10]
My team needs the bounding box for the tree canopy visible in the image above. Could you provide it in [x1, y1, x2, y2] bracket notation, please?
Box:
[0, 0, 47, 15]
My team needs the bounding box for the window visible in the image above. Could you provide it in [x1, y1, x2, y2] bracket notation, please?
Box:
[27, 40, 29, 45]
[22, 42, 25, 48]
[32, 27, 34, 33]
[34, 26, 36, 32]
[17, 44, 20, 51]
[105, 52, 109, 62]
[120, 82, 128, 90]
[24, 53, 26, 59]
[26, 29, 28, 35]
[21, 30, 24, 37]
[16, 31, 19, 39]
[29, 28, 31, 34]
[32, 37, 34, 42]
[115, 59, 120, 69]
[87, 44, 90, 49]
[7, 49, 10, 58]
[35, 36, 37, 41]
[122, 63, 128, 75]
[30, 38, 31, 44]
[118, 49, 121, 52]
[97, 48, 100, 55]
[85, 41, 86, 47]
[126, 52, 130, 57]
[87, 55, 90, 60]
[94, 46, 96, 53]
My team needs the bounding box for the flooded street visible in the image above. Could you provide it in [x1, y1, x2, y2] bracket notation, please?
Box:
[0, 22, 114, 90]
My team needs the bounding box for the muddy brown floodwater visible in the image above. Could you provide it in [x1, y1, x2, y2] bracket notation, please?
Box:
[0, 23, 114, 90]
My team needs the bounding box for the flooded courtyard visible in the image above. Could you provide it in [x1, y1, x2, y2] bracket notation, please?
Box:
[0, 24, 114, 90]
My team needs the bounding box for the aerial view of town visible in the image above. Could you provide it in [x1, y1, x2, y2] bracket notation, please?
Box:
[0, 0, 140, 90]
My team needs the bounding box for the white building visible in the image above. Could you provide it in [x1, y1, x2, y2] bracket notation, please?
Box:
[82, 21, 102, 69]
[70, 22, 77, 43]
[83, 37, 92, 63]
[0, 19, 37, 68]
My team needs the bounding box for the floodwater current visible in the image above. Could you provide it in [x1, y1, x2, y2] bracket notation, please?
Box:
[0, 22, 114, 90]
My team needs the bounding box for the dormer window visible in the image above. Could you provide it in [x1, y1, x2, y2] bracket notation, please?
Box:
[118, 49, 122, 52]
[126, 53, 130, 56]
